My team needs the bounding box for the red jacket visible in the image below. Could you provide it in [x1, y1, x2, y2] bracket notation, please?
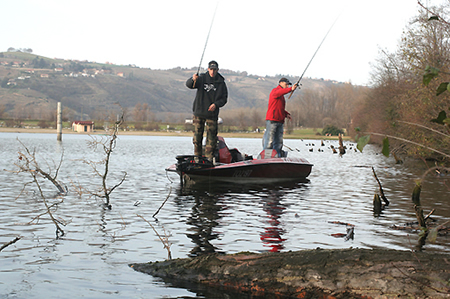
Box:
[265, 85, 291, 123]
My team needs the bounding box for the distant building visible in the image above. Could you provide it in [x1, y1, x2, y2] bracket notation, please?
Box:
[72, 121, 94, 133]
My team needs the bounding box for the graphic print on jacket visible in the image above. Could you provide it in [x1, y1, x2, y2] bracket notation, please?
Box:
[204, 83, 216, 93]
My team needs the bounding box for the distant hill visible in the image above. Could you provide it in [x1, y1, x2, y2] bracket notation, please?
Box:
[0, 51, 348, 121]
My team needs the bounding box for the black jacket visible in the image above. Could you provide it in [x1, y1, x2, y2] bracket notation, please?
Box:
[186, 72, 228, 120]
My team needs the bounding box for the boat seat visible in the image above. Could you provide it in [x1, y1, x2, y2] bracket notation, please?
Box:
[217, 136, 232, 163]
[217, 136, 246, 163]
[257, 149, 278, 159]
[257, 149, 287, 159]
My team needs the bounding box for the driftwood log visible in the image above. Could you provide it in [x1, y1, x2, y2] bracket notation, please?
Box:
[131, 248, 450, 298]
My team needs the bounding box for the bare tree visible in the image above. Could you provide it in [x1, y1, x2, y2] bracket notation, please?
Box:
[0, 104, 6, 119]
[13, 139, 67, 238]
[355, 2, 450, 158]
[83, 110, 127, 209]
[132, 103, 151, 122]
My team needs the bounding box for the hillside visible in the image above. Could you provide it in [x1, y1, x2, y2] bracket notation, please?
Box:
[0, 52, 347, 121]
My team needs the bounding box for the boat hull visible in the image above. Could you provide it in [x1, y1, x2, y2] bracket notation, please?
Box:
[166, 157, 313, 184]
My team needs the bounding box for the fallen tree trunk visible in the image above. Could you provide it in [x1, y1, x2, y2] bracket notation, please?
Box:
[131, 248, 450, 298]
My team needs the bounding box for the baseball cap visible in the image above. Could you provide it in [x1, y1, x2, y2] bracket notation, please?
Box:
[208, 60, 219, 69]
[279, 77, 292, 85]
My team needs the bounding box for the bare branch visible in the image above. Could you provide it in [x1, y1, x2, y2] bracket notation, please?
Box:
[0, 237, 21, 252]
[418, 1, 450, 25]
[137, 214, 172, 260]
[372, 167, 389, 206]
[13, 139, 67, 238]
[153, 186, 172, 218]
[30, 170, 65, 238]
[364, 132, 450, 159]
[397, 121, 450, 139]
[16, 138, 67, 195]
[83, 106, 127, 208]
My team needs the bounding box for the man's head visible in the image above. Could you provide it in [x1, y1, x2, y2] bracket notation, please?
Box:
[208, 60, 219, 78]
[279, 77, 292, 88]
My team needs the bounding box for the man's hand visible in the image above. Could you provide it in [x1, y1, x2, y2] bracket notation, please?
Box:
[208, 103, 216, 111]
[291, 83, 298, 91]
[193, 73, 199, 81]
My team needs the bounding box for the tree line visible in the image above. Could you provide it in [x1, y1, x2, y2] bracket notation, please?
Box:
[350, 2, 450, 162]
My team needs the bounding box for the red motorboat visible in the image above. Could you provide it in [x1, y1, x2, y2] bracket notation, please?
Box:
[166, 137, 313, 184]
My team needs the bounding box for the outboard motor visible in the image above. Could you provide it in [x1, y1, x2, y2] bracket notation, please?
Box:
[175, 155, 214, 174]
[175, 155, 214, 186]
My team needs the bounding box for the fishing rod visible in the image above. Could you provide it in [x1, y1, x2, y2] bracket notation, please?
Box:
[193, 3, 219, 87]
[288, 16, 340, 99]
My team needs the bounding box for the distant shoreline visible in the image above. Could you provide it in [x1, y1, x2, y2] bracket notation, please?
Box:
[0, 127, 193, 136]
[0, 127, 345, 140]
[0, 127, 262, 138]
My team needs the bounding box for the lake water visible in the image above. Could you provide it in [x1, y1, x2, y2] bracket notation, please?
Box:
[0, 132, 449, 298]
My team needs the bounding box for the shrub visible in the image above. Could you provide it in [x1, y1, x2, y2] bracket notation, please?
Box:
[145, 123, 160, 131]
[37, 120, 50, 128]
[134, 122, 144, 130]
[322, 125, 344, 136]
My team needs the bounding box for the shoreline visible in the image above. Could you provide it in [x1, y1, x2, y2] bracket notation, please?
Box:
[0, 127, 346, 140]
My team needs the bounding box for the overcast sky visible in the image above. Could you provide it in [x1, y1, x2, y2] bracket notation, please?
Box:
[1, 0, 445, 86]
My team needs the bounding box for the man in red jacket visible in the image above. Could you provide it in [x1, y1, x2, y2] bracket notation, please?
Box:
[263, 77, 298, 157]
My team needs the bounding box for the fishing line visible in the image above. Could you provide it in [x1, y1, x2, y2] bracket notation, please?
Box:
[288, 12, 343, 99]
[193, 1, 219, 88]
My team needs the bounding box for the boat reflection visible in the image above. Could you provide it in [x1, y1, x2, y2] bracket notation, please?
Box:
[185, 195, 224, 257]
[174, 179, 310, 256]
[260, 190, 287, 252]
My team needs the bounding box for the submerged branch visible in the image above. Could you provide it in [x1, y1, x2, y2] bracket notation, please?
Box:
[0, 237, 21, 252]
[372, 167, 389, 206]
[137, 214, 172, 260]
[15, 139, 67, 195]
[29, 171, 65, 238]
[419, 166, 450, 182]
[153, 186, 172, 218]
[84, 108, 126, 208]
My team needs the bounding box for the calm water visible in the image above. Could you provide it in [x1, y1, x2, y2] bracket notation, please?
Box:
[0, 132, 449, 298]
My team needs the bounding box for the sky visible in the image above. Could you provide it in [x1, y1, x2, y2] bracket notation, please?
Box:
[1, 0, 446, 86]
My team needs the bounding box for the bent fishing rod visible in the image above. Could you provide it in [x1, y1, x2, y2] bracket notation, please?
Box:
[193, 3, 219, 87]
[288, 16, 340, 99]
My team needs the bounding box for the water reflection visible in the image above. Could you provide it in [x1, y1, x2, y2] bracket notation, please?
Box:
[175, 180, 310, 255]
[260, 191, 287, 252]
[185, 195, 224, 257]
[259, 181, 309, 252]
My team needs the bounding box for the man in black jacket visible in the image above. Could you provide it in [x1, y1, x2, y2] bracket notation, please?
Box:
[186, 60, 228, 162]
